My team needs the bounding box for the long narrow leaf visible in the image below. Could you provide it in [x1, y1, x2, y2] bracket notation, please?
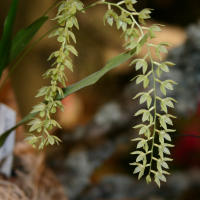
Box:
[0, 0, 18, 79]
[9, 16, 49, 63]
[56, 50, 136, 100]
[0, 112, 37, 148]
[0, 33, 149, 147]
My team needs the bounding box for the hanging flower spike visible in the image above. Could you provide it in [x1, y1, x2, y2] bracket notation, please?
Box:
[25, 0, 84, 149]
[99, 0, 177, 187]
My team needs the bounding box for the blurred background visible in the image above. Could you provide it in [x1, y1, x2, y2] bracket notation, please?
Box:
[1, 0, 200, 199]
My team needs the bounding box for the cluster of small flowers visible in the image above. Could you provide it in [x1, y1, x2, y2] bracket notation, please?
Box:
[102, 0, 177, 187]
[23, 0, 177, 186]
[24, 0, 84, 149]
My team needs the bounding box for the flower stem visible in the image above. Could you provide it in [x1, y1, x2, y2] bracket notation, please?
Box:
[147, 42, 157, 176]
[43, 0, 60, 16]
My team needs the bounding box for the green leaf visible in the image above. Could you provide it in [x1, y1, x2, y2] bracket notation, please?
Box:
[159, 133, 164, 146]
[67, 45, 78, 56]
[136, 153, 146, 162]
[146, 95, 152, 108]
[163, 115, 173, 125]
[29, 121, 43, 132]
[157, 45, 167, 53]
[142, 111, 150, 122]
[149, 114, 154, 125]
[164, 82, 173, 90]
[134, 109, 146, 116]
[159, 174, 167, 182]
[140, 34, 149, 47]
[133, 92, 144, 99]
[164, 143, 174, 148]
[156, 67, 161, 77]
[68, 31, 76, 43]
[160, 118, 167, 130]
[39, 111, 45, 118]
[27, 118, 41, 126]
[51, 106, 57, 113]
[125, 0, 135, 11]
[164, 157, 173, 162]
[10, 16, 48, 63]
[146, 175, 151, 184]
[116, 18, 122, 29]
[71, 16, 79, 29]
[160, 64, 169, 72]
[48, 136, 55, 145]
[151, 25, 161, 32]
[160, 42, 171, 46]
[64, 59, 73, 72]
[0, 0, 18, 79]
[154, 173, 161, 187]
[131, 0, 137, 4]
[135, 75, 149, 88]
[139, 126, 148, 135]
[135, 59, 144, 70]
[133, 165, 142, 174]
[130, 41, 138, 50]
[1, 43, 149, 146]
[107, 17, 114, 26]
[131, 138, 143, 142]
[157, 162, 162, 174]
[164, 61, 175, 66]
[158, 146, 164, 160]
[167, 80, 178, 84]
[136, 75, 145, 84]
[138, 8, 152, 25]
[142, 60, 148, 74]
[160, 159, 169, 169]
[122, 22, 127, 31]
[149, 29, 156, 39]
[138, 168, 144, 179]
[137, 140, 146, 148]
[130, 151, 144, 155]
[163, 132, 171, 141]
[31, 103, 46, 113]
[145, 128, 151, 138]
[143, 77, 149, 88]
[149, 25, 161, 39]
[160, 130, 171, 141]
[161, 101, 168, 113]
[160, 83, 166, 95]
[66, 20, 73, 28]
[133, 124, 144, 129]
[163, 146, 171, 155]
[155, 48, 162, 60]
[140, 93, 148, 104]
[165, 99, 174, 108]
[136, 43, 141, 54]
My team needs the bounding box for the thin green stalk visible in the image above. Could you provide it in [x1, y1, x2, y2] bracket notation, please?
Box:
[43, 0, 60, 16]
[147, 42, 157, 175]
[102, 2, 130, 14]
[0, 3, 96, 92]
[117, 1, 125, 6]
[41, 113, 48, 145]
